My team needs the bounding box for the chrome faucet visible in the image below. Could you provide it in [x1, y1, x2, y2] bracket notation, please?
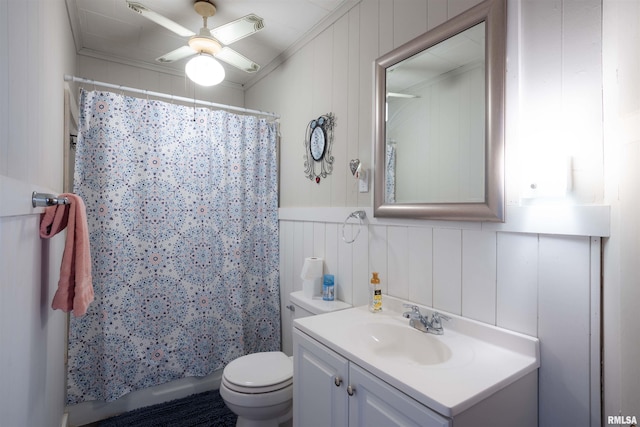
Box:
[402, 304, 450, 335]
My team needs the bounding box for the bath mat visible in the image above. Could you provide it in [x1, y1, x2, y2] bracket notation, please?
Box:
[98, 389, 237, 427]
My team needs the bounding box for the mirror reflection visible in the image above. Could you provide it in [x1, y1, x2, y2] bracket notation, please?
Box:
[385, 22, 485, 204]
[310, 126, 326, 161]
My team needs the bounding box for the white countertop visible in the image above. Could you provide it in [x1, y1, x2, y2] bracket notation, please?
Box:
[293, 297, 540, 417]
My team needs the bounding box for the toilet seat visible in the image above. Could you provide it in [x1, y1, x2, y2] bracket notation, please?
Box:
[223, 351, 293, 394]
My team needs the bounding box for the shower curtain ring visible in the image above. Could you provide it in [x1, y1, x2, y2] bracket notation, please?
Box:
[342, 210, 366, 244]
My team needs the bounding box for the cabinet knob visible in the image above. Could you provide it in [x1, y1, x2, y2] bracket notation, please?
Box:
[347, 385, 355, 396]
[285, 304, 295, 312]
[334, 376, 342, 386]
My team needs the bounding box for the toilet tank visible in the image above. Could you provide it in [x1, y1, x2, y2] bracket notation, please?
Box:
[289, 291, 351, 317]
[282, 291, 351, 355]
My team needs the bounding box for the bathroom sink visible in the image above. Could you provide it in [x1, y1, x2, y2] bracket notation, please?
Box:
[294, 298, 540, 417]
[349, 323, 452, 365]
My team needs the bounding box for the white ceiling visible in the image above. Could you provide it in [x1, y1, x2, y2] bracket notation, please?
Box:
[66, 0, 356, 86]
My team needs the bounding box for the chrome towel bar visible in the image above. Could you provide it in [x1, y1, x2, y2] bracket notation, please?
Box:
[32, 191, 69, 208]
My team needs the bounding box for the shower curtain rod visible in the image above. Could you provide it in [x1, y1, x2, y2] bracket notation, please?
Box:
[64, 75, 280, 119]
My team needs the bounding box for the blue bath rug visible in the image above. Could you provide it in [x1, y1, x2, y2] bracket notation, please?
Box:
[98, 389, 237, 427]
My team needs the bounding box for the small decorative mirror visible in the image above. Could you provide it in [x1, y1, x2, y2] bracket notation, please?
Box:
[304, 113, 335, 183]
[373, 0, 506, 221]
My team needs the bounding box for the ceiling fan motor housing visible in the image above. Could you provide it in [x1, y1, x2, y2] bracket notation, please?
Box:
[194, 1, 216, 18]
[188, 30, 222, 55]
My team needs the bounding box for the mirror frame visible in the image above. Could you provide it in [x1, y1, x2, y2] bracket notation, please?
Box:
[373, 0, 506, 222]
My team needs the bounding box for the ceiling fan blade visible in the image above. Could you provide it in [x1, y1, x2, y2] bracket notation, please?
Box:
[210, 14, 264, 45]
[156, 46, 196, 63]
[215, 47, 260, 73]
[127, 1, 195, 38]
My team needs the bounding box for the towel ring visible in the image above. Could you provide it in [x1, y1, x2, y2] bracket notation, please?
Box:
[342, 210, 366, 244]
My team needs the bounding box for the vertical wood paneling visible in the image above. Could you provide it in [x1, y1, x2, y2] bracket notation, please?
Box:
[27, 0, 41, 185]
[518, 0, 562, 196]
[280, 221, 295, 298]
[267, 1, 603, 421]
[280, 221, 295, 354]
[311, 29, 334, 207]
[538, 235, 591, 427]
[324, 222, 339, 284]
[346, 6, 361, 207]
[303, 221, 314, 258]
[313, 222, 326, 258]
[448, 0, 484, 19]
[589, 237, 601, 426]
[337, 223, 354, 303]
[561, 0, 603, 203]
[293, 221, 306, 292]
[278, 47, 315, 207]
[1, 1, 73, 424]
[379, 0, 394, 60]
[387, 226, 409, 299]
[281, 215, 599, 426]
[427, 0, 448, 30]
[352, 220, 370, 307]
[369, 225, 388, 294]
[462, 230, 497, 324]
[357, 0, 378, 207]
[7, 1, 28, 181]
[312, 28, 334, 119]
[332, 14, 350, 206]
[433, 228, 462, 314]
[0, 1, 6, 175]
[496, 232, 538, 336]
[394, 0, 428, 48]
[408, 227, 434, 307]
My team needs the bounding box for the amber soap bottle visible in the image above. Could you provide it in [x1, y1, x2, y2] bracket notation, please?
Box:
[369, 272, 382, 312]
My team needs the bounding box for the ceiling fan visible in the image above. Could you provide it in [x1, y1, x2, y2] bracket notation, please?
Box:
[126, 0, 264, 85]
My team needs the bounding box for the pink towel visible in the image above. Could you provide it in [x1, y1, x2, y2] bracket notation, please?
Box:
[39, 193, 94, 317]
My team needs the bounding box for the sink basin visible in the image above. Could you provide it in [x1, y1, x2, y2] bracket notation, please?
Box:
[294, 301, 540, 417]
[349, 323, 452, 365]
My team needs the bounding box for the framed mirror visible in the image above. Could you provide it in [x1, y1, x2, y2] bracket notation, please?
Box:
[373, 0, 506, 221]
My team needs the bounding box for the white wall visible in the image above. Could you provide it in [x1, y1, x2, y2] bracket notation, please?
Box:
[602, 0, 640, 419]
[247, 0, 605, 425]
[0, 0, 77, 426]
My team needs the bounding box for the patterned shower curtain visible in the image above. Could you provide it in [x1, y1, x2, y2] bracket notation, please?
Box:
[67, 89, 280, 404]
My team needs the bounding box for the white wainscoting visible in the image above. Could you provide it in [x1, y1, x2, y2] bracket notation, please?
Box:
[279, 206, 604, 425]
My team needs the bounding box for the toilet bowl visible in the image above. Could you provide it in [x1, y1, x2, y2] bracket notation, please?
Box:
[219, 351, 293, 427]
[219, 291, 351, 427]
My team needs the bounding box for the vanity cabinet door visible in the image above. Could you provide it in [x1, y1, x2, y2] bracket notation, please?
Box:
[348, 364, 451, 427]
[293, 329, 349, 427]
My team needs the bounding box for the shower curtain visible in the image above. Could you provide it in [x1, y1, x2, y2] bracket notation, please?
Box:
[67, 89, 280, 404]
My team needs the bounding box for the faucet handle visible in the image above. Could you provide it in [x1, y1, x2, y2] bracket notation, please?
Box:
[402, 303, 420, 312]
[401, 304, 421, 318]
[430, 312, 451, 327]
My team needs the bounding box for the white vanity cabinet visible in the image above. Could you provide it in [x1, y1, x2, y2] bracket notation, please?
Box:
[293, 328, 450, 427]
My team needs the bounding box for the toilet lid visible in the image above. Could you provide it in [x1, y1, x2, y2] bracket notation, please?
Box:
[223, 351, 293, 391]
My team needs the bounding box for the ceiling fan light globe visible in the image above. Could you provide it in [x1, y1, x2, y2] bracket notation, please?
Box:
[185, 54, 225, 86]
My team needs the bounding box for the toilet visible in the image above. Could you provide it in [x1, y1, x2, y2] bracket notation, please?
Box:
[219, 291, 350, 427]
